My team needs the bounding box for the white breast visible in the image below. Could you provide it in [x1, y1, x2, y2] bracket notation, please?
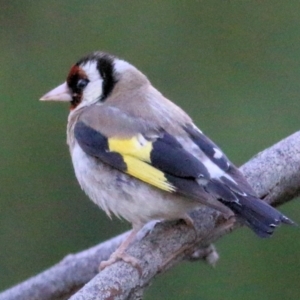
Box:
[71, 142, 115, 217]
[70, 141, 198, 228]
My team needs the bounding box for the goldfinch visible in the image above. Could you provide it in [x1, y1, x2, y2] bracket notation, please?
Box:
[40, 51, 293, 268]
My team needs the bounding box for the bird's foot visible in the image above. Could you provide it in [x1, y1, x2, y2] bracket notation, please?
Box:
[213, 215, 236, 238]
[99, 250, 140, 270]
[181, 213, 198, 240]
[181, 213, 195, 228]
[99, 228, 142, 275]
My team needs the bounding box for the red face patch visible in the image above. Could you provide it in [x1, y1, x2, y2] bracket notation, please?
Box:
[66, 65, 88, 110]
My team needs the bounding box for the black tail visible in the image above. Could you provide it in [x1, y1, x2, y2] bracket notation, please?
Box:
[223, 195, 294, 238]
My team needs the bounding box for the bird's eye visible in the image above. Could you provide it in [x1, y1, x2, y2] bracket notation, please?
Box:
[76, 78, 89, 90]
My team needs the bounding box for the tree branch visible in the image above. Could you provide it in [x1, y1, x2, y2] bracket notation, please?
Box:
[1, 131, 300, 300]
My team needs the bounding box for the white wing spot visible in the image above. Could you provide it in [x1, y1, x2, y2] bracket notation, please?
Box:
[213, 148, 223, 159]
[204, 158, 237, 184]
[137, 134, 148, 146]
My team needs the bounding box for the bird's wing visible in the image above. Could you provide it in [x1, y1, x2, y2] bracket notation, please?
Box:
[74, 112, 294, 237]
[73, 108, 254, 215]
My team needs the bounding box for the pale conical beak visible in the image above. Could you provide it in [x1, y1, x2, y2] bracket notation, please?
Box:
[40, 82, 72, 102]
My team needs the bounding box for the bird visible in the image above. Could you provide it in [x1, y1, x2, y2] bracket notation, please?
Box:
[40, 51, 293, 269]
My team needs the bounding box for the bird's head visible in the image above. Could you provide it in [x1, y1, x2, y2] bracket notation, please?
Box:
[40, 52, 147, 111]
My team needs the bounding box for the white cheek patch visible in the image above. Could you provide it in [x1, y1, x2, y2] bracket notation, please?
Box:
[81, 61, 101, 81]
[83, 80, 103, 103]
[81, 61, 103, 104]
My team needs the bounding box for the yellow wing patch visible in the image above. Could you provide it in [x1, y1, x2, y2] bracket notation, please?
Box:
[123, 156, 175, 192]
[108, 135, 175, 192]
[108, 135, 152, 162]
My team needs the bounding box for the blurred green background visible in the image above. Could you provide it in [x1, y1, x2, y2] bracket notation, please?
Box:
[1, 1, 299, 299]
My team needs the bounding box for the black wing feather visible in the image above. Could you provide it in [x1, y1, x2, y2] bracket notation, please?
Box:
[150, 132, 210, 179]
[74, 121, 127, 171]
